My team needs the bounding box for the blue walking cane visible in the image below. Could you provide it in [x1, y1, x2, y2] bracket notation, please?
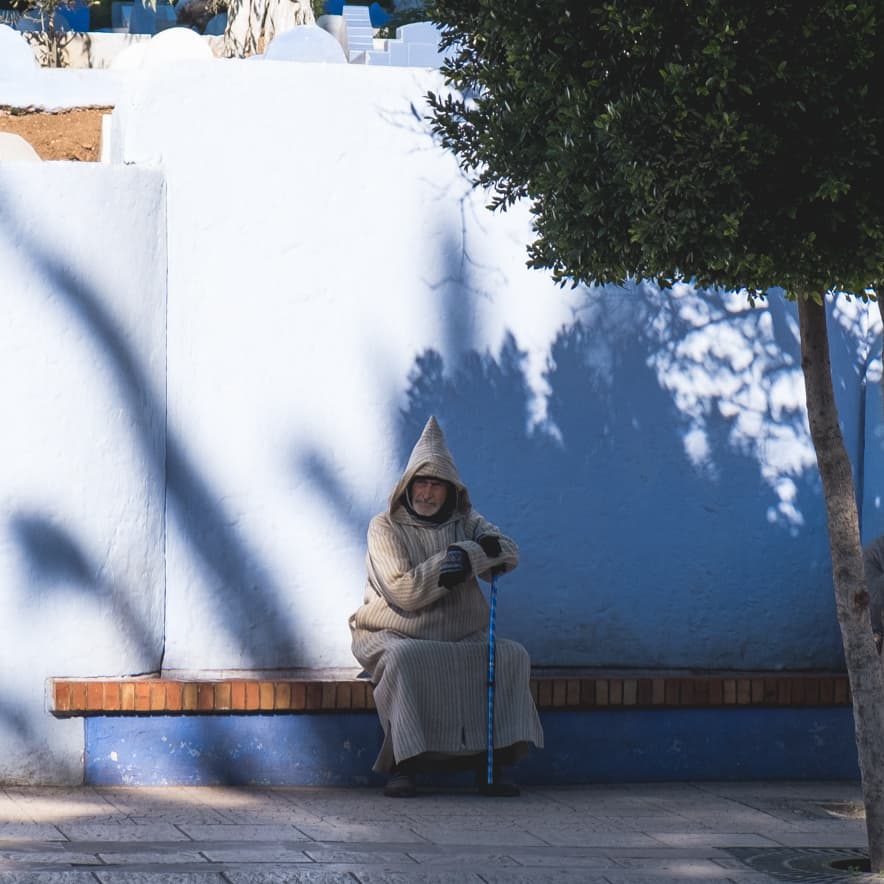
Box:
[486, 570, 499, 789]
[481, 569, 519, 796]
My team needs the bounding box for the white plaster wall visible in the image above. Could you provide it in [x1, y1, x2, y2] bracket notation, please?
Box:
[111, 61, 586, 672]
[0, 163, 167, 784]
[0, 67, 122, 109]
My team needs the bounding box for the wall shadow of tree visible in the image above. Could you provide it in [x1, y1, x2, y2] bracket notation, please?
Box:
[9, 513, 158, 665]
[392, 288, 846, 670]
[2, 197, 298, 662]
[1, 194, 303, 784]
[292, 284, 848, 673]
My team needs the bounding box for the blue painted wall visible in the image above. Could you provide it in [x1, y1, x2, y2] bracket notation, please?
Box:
[85, 708, 860, 786]
[398, 289, 867, 670]
[862, 317, 884, 542]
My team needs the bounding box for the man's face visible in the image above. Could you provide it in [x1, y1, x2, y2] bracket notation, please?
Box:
[410, 476, 449, 517]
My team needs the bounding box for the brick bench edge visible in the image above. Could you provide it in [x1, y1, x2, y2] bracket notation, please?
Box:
[49, 673, 852, 717]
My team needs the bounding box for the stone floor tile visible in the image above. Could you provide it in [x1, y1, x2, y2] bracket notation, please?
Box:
[698, 781, 862, 800]
[176, 824, 307, 841]
[406, 823, 546, 848]
[93, 873, 228, 883]
[290, 809, 418, 825]
[275, 794, 397, 812]
[475, 872, 609, 883]
[123, 812, 229, 826]
[561, 817, 692, 833]
[101, 790, 287, 822]
[295, 823, 427, 844]
[207, 810, 324, 826]
[711, 856, 760, 869]
[764, 820, 867, 833]
[56, 824, 190, 843]
[201, 792, 326, 815]
[505, 851, 618, 868]
[647, 833, 783, 848]
[610, 858, 739, 873]
[712, 876, 782, 883]
[95, 850, 209, 865]
[710, 856, 791, 880]
[674, 819, 775, 835]
[0, 873, 103, 883]
[0, 823, 67, 841]
[97, 787, 208, 806]
[0, 848, 101, 864]
[401, 805, 568, 824]
[617, 784, 703, 799]
[224, 870, 360, 884]
[351, 872, 483, 883]
[200, 846, 313, 863]
[5, 788, 114, 802]
[761, 830, 870, 848]
[524, 792, 659, 816]
[526, 829, 664, 848]
[397, 798, 541, 813]
[602, 877, 735, 884]
[296, 809, 416, 825]
[304, 847, 419, 864]
[406, 851, 520, 867]
[642, 801, 753, 819]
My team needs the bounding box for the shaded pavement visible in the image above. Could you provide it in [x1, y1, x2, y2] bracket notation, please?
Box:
[0, 781, 872, 882]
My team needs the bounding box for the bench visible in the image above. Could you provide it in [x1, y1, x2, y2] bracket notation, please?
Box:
[50, 670, 851, 716]
[50, 670, 857, 787]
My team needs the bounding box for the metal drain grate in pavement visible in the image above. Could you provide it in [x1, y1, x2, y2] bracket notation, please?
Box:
[726, 847, 877, 882]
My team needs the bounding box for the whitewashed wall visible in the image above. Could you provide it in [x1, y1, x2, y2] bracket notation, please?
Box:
[110, 61, 873, 677]
[110, 62, 585, 673]
[1, 60, 881, 784]
[0, 164, 167, 783]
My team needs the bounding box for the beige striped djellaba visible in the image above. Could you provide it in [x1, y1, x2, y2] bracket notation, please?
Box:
[349, 416, 544, 773]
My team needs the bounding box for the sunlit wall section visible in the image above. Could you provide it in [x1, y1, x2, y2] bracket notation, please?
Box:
[0, 163, 167, 784]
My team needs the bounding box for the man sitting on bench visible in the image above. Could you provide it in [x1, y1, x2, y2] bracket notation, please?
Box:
[349, 416, 543, 797]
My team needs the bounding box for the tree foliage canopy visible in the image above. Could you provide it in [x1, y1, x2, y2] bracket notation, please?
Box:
[427, 0, 884, 296]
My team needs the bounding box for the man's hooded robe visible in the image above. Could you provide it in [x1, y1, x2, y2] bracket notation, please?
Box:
[349, 416, 544, 772]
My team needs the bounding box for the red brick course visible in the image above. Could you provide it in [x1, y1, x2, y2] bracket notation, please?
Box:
[49, 673, 850, 716]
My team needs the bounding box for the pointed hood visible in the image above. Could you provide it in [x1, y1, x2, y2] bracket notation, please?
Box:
[388, 416, 471, 516]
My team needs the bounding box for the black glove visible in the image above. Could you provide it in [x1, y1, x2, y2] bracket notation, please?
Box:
[438, 546, 470, 588]
[477, 534, 501, 557]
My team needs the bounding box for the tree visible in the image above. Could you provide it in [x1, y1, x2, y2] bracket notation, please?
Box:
[12, 0, 78, 67]
[427, 0, 884, 867]
[222, 0, 314, 56]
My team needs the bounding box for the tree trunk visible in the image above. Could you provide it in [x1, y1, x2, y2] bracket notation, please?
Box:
[798, 294, 884, 870]
[223, 0, 314, 57]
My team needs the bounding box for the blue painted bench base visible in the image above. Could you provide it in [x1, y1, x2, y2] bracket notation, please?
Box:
[84, 708, 860, 786]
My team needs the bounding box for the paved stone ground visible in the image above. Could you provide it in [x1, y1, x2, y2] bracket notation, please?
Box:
[0, 781, 873, 882]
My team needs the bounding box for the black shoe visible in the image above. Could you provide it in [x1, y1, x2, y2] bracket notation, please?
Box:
[476, 766, 520, 797]
[384, 769, 417, 798]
